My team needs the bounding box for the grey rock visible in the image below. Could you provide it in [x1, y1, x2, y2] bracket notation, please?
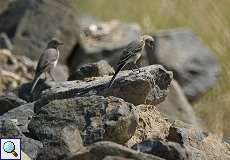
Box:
[0, 33, 13, 49]
[68, 60, 115, 81]
[10, 0, 80, 63]
[28, 96, 138, 145]
[132, 138, 189, 160]
[166, 120, 208, 146]
[66, 141, 163, 160]
[0, 119, 42, 159]
[146, 28, 220, 101]
[103, 156, 135, 160]
[1, 102, 34, 133]
[0, 95, 27, 115]
[158, 80, 199, 125]
[37, 65, 173, 106]
[68, 20, 141, 72]
[36, 126, 83, 160]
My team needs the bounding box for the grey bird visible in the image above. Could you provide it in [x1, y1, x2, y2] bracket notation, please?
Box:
[108, 35, 154, 88]
[30, 39, 63, 93]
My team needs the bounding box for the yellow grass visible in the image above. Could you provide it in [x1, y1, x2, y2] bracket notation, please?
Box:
[73, 0, 230, 138]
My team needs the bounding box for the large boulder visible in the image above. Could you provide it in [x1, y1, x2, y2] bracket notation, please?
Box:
[28, 96, 138, 145]
[157, 80, 199, 125]
[0, 0, 81, 63]
[68, 19, 142, 72]
[146, 28, 220, 101]
[33, 65, 173, 105]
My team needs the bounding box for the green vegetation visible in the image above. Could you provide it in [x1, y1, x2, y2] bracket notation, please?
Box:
[73, 0, 230, 138]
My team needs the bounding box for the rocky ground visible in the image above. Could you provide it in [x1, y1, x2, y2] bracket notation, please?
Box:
[0, 0, 227, 160]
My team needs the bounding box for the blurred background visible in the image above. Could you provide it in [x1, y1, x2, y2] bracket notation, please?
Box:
[0, 0, 229, 140]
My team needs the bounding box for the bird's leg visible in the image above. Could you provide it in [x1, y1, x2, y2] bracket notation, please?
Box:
[49, 70, 55, 81]
[45, 72, 48, 80]
[128, 63, 135, 72]
[134, 63, 141, 73]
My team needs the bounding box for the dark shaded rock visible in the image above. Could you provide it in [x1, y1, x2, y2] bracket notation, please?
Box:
[28, 96, 138, 145]
[0, 33, 13, 49]
[0, 95, 26, 115]
[9, 0, 80, 63]
[0, 119, 42, 159]
[68, 60, 115, 81]
[146, 28, 220, 101]
[1, 102, 34, 133]
[157, 80, 199, 125]
[68, 20, 141, 72]
[37, 65, 173, 106]
[36, 126, 83, 160]
[0, 0, 30, 38]
[166, 120, 208, 146]
[132, 138, 189, 160]
[66, 141, 163, 160]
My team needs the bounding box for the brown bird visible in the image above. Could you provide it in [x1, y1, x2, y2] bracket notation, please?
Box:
[108, 35, 154, 88]
[30, 39, 63, 93]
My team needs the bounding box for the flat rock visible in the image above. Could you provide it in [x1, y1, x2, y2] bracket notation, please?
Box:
[68, 60, 115, 80]
[146, 28, 220, 101]
[28, 96, 138, 145]
[66, 141, 163, 160]
[157, 80, 199, 125]
[37, 65, 173, 106]
[0, 95, 27, 115]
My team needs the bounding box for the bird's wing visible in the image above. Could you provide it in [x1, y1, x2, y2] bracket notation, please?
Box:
[35, 48, 59, 75]
[118, 40, 144, 66]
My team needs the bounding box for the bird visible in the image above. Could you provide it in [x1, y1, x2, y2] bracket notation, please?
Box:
[30, 39, 63, 93]
[108, 35, 154, 88]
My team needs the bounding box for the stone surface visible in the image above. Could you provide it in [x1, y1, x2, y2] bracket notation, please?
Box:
[0, 95, 27, 115]
[68, 20, 142, 72]
[0, 33, 13, 49]
[103, 156, 135, 160]
[157, 80, 199, 125]
[8, 0, 80, 64]
[1, 102, 34, 133]
[146, 28, 220, 101]
[28, 96, 138, 145]
[0, 119, 42, 159]
[36, 126, 84, 160]
[36, 65, 173, 106]
[132, 138, 190, 160]
[66, 141, 163, 160]
[68, 60, 115, 81]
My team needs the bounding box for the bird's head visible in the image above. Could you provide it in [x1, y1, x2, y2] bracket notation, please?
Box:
[141, 35, 154, 48]
[47, 39, 63, 49]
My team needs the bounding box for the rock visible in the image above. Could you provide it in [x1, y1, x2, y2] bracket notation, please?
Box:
[68, 20, 141, 72]
[146, 28, 220, 101]
[103, 156, 135, 160]
[157, 80, 199, 125]
[0, 119, 42, 159]
[4, 0, 81, 63]
[166, 120, 208, 146]
[0, 0, 30, 38]
[28, 96, 138, 145]
[132, 138, 190, 160]
[0, 95, 27, 115]
[0, 33, 13, 49]
[37, 65, 173, 106]
[1, 102, 34, 133]
[68, 60, 115, 81]
[36, 126, 84, 160]
[66, 141, 163, 160]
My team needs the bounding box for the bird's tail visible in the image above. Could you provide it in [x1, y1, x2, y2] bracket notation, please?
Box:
[108, 63, 126, 88]
[30, 73, 42, 93]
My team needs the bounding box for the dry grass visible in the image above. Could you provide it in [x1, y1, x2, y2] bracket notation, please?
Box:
[73, 0, 230, 138]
